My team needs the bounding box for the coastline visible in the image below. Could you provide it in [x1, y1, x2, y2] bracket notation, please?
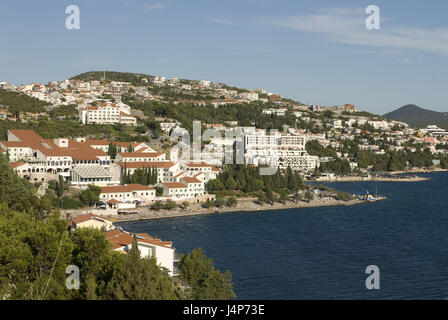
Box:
[312, 175, 429, 182]
[310, 169, 448, 183]
[63, 170, 448, 223]
[111, 196, 387, 223]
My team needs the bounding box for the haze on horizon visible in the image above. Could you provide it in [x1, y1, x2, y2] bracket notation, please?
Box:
[1, 0, 448, 114]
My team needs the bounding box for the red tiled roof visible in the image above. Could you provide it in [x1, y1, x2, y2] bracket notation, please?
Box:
[186, 162, 214, 168]
[101, 184, 155, 194]
[105, 229, 172, 250]
[0, 141, 31, 148]
[72, 213, 113, 225]
[8, 130, 43, 145]
[117, 161, 175, 169]
[114, 142, 142, 148]
[85, 139, 110, 146]
[6, 130, 109, 161]
[163, 182, 187, 189]
[118, 152, 164, 158]
[181, 177, 202, 184]
[174, 171, 185, 178]
[8, 161, 27, 169]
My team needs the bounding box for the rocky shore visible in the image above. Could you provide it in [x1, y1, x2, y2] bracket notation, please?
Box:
[314, 175, 429, 182]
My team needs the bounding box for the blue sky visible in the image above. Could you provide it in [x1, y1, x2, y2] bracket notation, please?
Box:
[1, 0, 448, 114]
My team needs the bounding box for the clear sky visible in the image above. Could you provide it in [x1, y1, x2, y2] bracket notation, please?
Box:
[1, 0, 447, 114]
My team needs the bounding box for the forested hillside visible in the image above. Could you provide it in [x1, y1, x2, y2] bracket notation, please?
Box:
[0, 89, 49, 114]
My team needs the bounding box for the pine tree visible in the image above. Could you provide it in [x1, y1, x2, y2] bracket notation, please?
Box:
[108, 143, 117, 159]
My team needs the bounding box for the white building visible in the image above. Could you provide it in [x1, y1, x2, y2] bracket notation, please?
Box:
[239, 92, 259, 101]
[161, 177, 205, 201]
[115, 152, 166, 163]
[99, 183, 156, 205]
[105, 229, 178, 276]
[118, 161, 180, 183]
[79, 102, 137, 125]
[245, 133, 319, 172]
[200, 80, 211, 88]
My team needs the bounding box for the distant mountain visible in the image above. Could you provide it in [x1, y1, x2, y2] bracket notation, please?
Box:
[383, 104, 448, 129]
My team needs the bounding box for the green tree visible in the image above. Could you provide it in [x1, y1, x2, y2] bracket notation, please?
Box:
[214, 198, 225, 208]
[164, 201, 177, 210]
[108, 143, 117, 159]
[105, 235, 176, 300]
[224, 177, 237, 190]
[0, 204, 73, 299]
[56, 176, 64, 198]
[292, 193, 303, 204]
[226, 197, 237, 207]
[257, 193, 266, 206]
[208, 179, 225, 191]
[69, 228, 112, 299]
[304, 191, 314, 203]
[181, 201, 190, 210]
[203, 199, 214, 209]
[156, 186, 164, 197]
[265, 186, 274, 205]
[278, 189, 290, 205]
[79, 185, 102, 207]
[151, 201, 164, 211]
[0, 153, 53, 219]
[178, 248, 236, 300]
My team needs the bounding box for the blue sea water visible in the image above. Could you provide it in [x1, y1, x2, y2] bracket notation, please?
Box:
[117, 172, 448, 299]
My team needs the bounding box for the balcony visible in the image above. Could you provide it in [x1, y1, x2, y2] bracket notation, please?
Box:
[174, 252, 181, 262]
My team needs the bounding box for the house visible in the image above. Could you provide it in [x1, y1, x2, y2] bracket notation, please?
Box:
[105, 229, 179, 276]
[68, 213, 114, 231]
[160, 177, 205, 201]
[99, 183, 156, 205]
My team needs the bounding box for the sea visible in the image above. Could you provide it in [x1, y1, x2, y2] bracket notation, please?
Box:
[116, 172, 448, 299]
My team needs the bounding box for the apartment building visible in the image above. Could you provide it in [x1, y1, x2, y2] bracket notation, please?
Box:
[245, 133, 319, 172]
[79, 102, 137, 125]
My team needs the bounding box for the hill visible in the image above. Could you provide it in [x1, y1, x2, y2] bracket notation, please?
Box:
[70, 71, 153, 85]
[0, 89, 49, 114]
[383, 104, 448, 129]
